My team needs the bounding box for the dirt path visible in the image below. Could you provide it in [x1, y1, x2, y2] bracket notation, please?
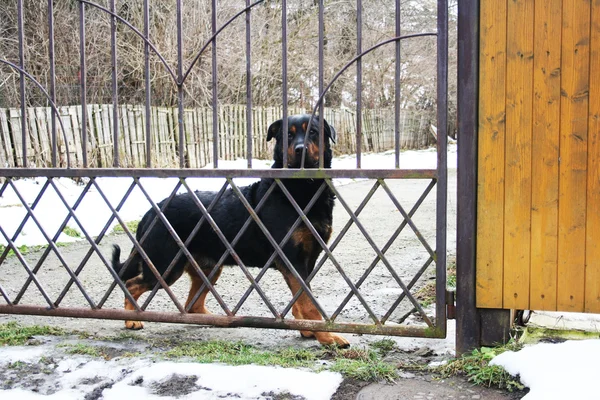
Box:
[0, 171, 457, 348]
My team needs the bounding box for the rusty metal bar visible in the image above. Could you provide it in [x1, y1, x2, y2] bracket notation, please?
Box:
[395, 0, 401, 169]
[331, 179, 437, 320]
[232, 181, 325, 315]
[93, 179, 185, 312]
[17, 0, 27, 167]
[284, 180, 381, 319]
[133, 178, 227, 315]
[435, 0, 449, 338]
[55, 179, 139, 309]
[246, 0, 253, 168]
[326, 179, 433, 327]
[110, 0, 119, 167]
[227, 178, 330, 320]
[180, 180, 279, 317]
[144, 0, 152, 167]
[141, 181, 230, 310]
[211, 0, 218, 168]
[382, 257, 434, 324]
[379, 179, 435, 257]
[190, 181, 278, 315]
[0, 304, 445, 338]
[0, 282, 11, 305]
[176, 0, 184, 168]
[0, 180, 51, 267]
[0, 225, 54, 308]
[14, 179, 92, 304]
[79, 0, 88, 167]
[318, 0, 324, 169]
[275, 179, 381, 324]
[282, 0, 288, 169]
[356, 0, 362, 168]
[7, 180, 96, 308]
[46, 178, 134, 307]
[48, 0, 57, 167]
[0, 169, 437, 180]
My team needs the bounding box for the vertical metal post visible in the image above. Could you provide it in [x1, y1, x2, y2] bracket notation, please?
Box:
[435, 0, 449, 338]
[246, 0, 253, 168]
[318, 0, 324, 169]
[356, 0, 363, 168]
[456, 0, 481, 355]
[176, 0, 185, 168]
[110, 0, 119, 167]
[17, 0, 27, 167]
[47, 0, 56, 167]
[212, 0, 219, 168]
[79, 1, 88, 167]
[144, 0, 152, 167]
[394, 0, 401, 168]
[282, 0, 288, 169]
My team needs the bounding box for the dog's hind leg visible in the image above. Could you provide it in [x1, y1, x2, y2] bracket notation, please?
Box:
[124, 274, 152, 330]
[276, 262, 350, 348]
[185, 265, 223, 314]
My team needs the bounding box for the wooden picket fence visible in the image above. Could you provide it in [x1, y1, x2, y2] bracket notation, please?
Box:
[0, 104, 434, 168]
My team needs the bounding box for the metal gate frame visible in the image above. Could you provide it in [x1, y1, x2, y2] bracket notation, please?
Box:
[0, 0, 449, 339]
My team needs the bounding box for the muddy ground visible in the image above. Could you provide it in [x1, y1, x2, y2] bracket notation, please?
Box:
[1, 171, 466, 398]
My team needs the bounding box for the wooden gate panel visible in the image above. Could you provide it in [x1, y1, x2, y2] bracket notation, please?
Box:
[586, 0, 600, 314]
[478, 0, 599, 312]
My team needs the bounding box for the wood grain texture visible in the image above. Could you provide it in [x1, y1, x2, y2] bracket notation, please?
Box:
[530, 0, 562, 311]
[557, 0, 590, 312]
[476, 0, 507, 308]
[585, 0, 600, 313]
[503, 0, 535, 310]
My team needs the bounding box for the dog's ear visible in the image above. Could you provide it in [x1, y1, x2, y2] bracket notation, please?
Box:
[267, 119, 282, 142]
[323, 118, 336, 144]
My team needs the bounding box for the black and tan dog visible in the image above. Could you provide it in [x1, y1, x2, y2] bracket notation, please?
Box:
[112, 114, 349, 347]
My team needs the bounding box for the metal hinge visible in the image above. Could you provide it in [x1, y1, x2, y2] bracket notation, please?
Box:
[446, 289, 456, 320]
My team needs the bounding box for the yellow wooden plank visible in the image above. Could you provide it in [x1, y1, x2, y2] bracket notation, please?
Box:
[476, 0, 507, 308]
[557, 0, 591, 312]
[530, 0, 562, 311]
[585, 0, 600, 313]
[503, 0, 535, 310]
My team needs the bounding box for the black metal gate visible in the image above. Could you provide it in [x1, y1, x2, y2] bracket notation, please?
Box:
[0, 0, 448, 339]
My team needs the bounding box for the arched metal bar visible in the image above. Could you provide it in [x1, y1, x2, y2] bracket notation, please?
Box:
[78, 0, 177, 83]
[300, 32, 438, 169]
[0, 59, 72, 168]
[182, 0, 266, 83]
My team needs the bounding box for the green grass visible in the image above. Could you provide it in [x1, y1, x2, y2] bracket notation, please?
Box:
[0, 243, 69, 259]
[325, 347, 397, 381]
[165, 340, 398, 382]
[62, 226, 81, 238]
[59, 343, 103, 357]
[111, 220, 139, 235]
[414, 280, 436, 308]
[447, 259, 457, 288]
[0, 321, 65, 346]
[370, 338, 397, 355]
[438, 340, 524, 392]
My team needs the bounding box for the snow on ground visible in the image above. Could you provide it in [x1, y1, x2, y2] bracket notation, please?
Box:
[0, 145, 457, 247]
[491, 339, 600, 400]
[0, 345, 342, 400]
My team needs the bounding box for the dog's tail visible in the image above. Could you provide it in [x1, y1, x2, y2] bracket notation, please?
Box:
[112, 244, 141, 283]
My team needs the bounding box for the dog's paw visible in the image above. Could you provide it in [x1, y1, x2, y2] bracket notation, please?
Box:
[300, 330, 315, 338]
[315, 332, 350, 348]
[125, 320, 144, 330]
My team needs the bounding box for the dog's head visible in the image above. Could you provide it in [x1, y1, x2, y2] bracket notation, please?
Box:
[267, 114, 336, 169]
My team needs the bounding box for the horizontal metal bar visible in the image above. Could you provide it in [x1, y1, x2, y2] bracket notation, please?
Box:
[0, 169, 438, 179]
[0, 305, 445, 338]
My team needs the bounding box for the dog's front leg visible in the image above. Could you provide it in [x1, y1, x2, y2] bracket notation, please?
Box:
[277, 262, 350, 348]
